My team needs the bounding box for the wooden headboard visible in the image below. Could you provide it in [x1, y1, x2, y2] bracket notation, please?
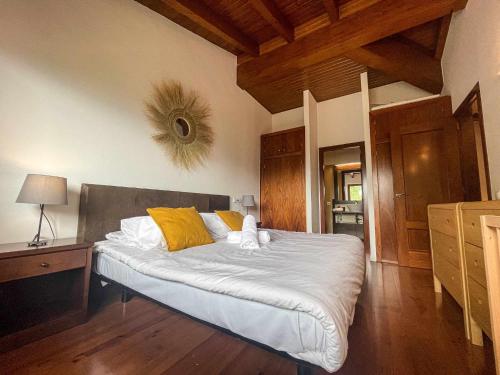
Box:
[76, 184, 230, 243]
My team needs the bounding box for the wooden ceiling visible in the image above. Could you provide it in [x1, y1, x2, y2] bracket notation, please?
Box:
[137, 0, 467, 113]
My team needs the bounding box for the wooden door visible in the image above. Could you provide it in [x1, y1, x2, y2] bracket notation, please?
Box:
[389, 97, 462, 268]
[375, 142, 398, 263]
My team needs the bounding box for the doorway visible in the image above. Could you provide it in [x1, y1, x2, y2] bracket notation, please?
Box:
[454, 83, 491, 201]
[319, 142, 368, 249]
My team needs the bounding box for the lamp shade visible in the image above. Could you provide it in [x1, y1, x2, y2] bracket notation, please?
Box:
[16, 174, 68, 205]
[241, 195, 256, 207]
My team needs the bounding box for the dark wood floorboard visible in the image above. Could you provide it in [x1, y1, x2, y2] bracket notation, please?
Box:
[0, 260, 495, 374]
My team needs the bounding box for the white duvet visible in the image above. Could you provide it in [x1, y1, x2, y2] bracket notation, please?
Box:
[94, 230, 365, 372]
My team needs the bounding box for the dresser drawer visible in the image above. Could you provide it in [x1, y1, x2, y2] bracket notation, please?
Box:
[434, 253, 463, 306]
[462, 209, 500, 247]
[468, 276, 491, 338]
[431, 230, 460, 268]
[428, 208, 457, 237]
[464, 242, 487, 288]
[0, 249, 87, 283]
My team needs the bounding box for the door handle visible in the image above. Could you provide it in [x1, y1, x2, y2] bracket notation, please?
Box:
[395, 193, 406, 198]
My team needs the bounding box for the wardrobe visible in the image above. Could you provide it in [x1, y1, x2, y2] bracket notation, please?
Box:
[260, 126, 306, 231]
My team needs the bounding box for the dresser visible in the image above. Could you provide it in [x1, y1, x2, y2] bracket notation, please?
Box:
[0, 238, 93, 352]
[428, 203, 470, 337]
[460, 201, 500, 345]
[429, 201, 500, 346]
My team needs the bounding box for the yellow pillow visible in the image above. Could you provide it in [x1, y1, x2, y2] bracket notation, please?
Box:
[215, 210, 244, 231]
[147, 207, 214, 251]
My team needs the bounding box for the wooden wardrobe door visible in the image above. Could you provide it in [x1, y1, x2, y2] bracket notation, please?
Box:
[260, 157, 282, 229]
[390, 98, 462, 269]
[260, 127, 306, 231]
[281, 155, 306, 231]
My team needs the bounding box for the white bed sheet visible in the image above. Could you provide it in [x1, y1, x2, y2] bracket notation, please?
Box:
[94, 230, 365, 372]
[95, 252, 325, 361]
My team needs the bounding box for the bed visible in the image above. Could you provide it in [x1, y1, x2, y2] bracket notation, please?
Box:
[77, 184, 365, 374]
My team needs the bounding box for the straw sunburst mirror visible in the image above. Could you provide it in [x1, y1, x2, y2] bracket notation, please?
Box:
[145, 81, 213, 170]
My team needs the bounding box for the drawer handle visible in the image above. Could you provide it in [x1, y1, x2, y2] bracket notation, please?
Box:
[449, 248, 453, 252]
[451, 276, 455, 281]
[40, 262, 49, 268]
[474, 260, 479, 267]
[478, 298, 483, 305]
[471, 222, 476, 227]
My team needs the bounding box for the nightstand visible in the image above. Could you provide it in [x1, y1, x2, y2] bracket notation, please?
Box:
[0, 238, 93, 352]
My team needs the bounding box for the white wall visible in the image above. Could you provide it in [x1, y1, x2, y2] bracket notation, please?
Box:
[317, 92, 364, 148]
[369, 81, 431, 108]
[304, 91, 320, 233]
[0, 0, 271, 243]
[271, 107, 304, 132]
[441, 0, 500, 194]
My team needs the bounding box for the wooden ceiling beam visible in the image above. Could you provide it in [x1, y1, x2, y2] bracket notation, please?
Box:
[322, 0, 339, 23]
[345, 37, 443, 93]
[434, 14, 452, 58]
[453, 0, 468, 10]
[237, 0, 464, 89]
[161, 0, 259, 56]
[248, 0, 294, 43]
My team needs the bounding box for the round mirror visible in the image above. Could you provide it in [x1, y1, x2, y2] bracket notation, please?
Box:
[175, 117, 190, 138]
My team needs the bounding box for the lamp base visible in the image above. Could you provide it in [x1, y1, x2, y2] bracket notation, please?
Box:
[28, 239, 47, 247]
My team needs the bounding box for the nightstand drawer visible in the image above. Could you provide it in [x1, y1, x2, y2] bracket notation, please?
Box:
[0, 249, 87, 283]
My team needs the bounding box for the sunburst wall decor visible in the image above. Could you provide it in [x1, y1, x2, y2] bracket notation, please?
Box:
[145, 81, 213, 170]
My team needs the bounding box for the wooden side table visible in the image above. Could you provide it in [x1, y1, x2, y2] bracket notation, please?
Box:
[0, 238, 93, 352]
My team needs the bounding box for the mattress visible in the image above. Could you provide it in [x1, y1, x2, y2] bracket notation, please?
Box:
[94, 230, 365, 372]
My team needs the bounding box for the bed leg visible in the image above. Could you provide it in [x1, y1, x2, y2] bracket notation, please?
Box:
[121, 287, 133, 303]
[297, 363, 312, 375]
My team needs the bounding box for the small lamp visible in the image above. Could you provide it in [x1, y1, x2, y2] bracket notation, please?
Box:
[241, 195, 256, 215]
[16, 174, 68, 247]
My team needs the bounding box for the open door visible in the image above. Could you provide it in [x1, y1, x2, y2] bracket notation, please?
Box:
[372, 97, 462, 268]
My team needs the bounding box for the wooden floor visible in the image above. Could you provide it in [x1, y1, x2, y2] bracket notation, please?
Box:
[1, 260, 495, 374]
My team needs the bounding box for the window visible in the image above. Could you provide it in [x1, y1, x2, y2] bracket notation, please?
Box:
[348, 184, 362, 201]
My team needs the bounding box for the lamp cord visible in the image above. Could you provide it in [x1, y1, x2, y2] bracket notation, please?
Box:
[40, 204, 56, 239]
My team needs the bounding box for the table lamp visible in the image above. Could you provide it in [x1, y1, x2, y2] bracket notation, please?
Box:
[242, 195, 256, 215]
[16, 174, 68, 247]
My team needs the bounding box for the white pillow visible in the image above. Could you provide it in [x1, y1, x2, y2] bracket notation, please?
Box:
[119, 216, 166, 250]
[200, 212, 230, 239]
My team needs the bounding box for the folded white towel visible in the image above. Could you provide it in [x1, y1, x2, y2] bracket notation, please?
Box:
[240, 215, 260, 249]
[227, 230, 271, 244]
